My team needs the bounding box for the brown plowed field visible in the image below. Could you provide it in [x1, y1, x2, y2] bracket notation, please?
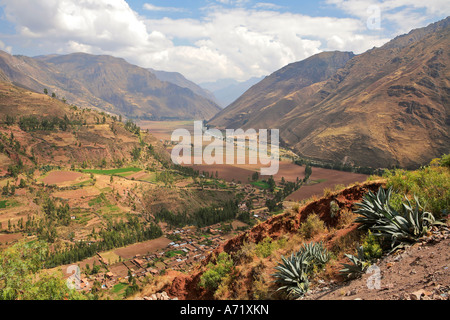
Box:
[42, 171, 85, 185]
[113, 237, 172, 259]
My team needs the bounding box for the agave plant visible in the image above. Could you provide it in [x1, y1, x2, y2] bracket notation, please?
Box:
[297, 241, 331, 267]
[372, 195, 443, 247]
[339, 246, 370, 279]
[273, 253, 311, 298]
[354, 187, 396, 228]
[354, 187, 443, 249]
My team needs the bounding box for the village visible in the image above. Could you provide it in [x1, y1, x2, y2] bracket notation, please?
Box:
[73, 182, 277, 297]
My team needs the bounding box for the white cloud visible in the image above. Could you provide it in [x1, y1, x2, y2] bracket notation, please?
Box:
[143, 3, 185, 13]
[253, 3, 284, 10]
[326, 0, 450, 34]
[0, 0, 446, 83]
[0, 40, 12, 53]
[142, 7, 390, 82]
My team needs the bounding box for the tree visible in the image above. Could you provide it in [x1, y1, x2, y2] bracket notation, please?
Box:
[131, 146, 141, 162]
[304, 164, 312, 182]
[43, 88, 48, 95]
[0, 241, 86, 300]
[267, 176, 276, 192]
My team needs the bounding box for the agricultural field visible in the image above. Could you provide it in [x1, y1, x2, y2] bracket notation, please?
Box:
[286, 167, 368, 201]
[139, 121, 369, 201]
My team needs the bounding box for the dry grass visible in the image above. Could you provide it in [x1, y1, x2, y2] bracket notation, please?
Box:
[137, 275, 172, 298]
[299, 213, 328, 240]
[330, 228, 364, 259]
[336, 208, 358, 229]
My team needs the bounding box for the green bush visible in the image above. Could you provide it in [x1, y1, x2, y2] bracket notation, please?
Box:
[440, 154, 450, 168]
[383, 164, 449, 218]
[362, 231, 383, 261]
[0, 241, 87, 300]
[199, 252, 234, 292]
[255, 237, 274, 258]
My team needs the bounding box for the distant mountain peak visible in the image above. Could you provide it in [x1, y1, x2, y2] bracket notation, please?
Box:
[0, 51, 221, 121]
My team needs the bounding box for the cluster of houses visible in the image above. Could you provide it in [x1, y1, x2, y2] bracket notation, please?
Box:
[73, 181, 282, 296]
[74, 226, 230, 294]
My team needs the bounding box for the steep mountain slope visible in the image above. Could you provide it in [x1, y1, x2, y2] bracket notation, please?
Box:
[209, 51, 354, 128]
[209, 17, 450, 169]
[0, 80, 169, 175]
[148, 68, 218, 105]
[0, 51, 221, 121]
[278, 17, 450, 169]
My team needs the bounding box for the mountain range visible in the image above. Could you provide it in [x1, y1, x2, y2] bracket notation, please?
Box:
[209, 17, 450, 169]
[200, 77, 264, 108]
[1, 17, 449, 169]
[148, 68, 218, 105]
[0, 52, 221, 121]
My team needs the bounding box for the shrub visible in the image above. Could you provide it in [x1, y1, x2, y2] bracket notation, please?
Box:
[199, 252, 234, 292]
[362, 231, 383, 261]
[383, 164, 449, 218]
[440, 154, 450, 168]
[255, 237, 274, 258]
[323, 188, 333, 197]
[299, 213, 327, 239]
[336, 208, 357, 229]
[233, 241, 255, 264]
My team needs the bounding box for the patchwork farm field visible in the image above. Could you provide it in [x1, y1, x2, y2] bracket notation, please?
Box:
[138, 121, 370, 201]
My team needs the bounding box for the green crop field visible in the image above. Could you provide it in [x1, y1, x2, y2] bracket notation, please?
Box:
[82, 167, 142, 175]
[251, 181, 270, 189]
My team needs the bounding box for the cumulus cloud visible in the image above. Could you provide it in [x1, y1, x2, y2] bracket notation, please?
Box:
[142, 7, 391, 82]
[326, 0, 450, 33]
[0, 0, 447, 83]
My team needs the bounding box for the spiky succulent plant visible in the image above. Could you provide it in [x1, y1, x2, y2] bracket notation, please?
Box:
[273, 253, 311, 298]
[354, 187, 443, 249]
[339, 246, 369, 279]
[297, 241, 330, 267]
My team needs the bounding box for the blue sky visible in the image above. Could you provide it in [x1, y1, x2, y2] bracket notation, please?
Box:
[0, 1, 449, 83]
